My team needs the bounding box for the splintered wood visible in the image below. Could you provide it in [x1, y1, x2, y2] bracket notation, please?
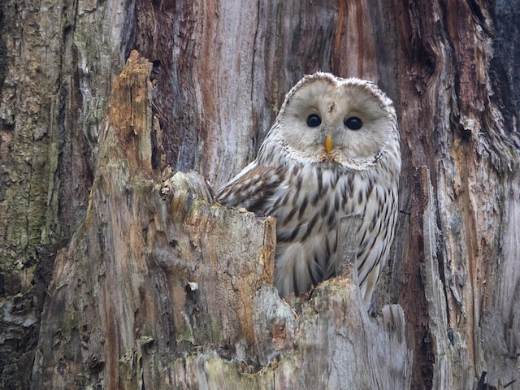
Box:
[32, 51, 412, 390]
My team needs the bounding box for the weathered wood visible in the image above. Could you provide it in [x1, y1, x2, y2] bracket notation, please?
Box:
[0, 0, 129, 386]
[31, 52, 276, 389]
[1, 0, 519, 389]
[30, 51, 411, 389]
[386, 1, 520, 388]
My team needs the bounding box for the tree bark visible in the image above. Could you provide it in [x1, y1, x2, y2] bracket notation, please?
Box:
[29, 50, 412, 389]
[0, 1, 519, 389]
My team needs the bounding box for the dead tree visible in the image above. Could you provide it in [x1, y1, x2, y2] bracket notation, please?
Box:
[0, 1, 518, 389]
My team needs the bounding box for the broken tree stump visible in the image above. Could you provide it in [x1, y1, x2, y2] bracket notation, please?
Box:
[31, 51, 411, 390]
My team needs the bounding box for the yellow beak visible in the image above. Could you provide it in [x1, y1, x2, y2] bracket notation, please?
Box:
[325, 134, 333, 153]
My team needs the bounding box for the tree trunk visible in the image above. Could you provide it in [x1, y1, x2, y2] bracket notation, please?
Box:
[0, 1, 518, 389]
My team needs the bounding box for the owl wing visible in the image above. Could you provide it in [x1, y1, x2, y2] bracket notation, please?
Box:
[216, 162, 284, 215]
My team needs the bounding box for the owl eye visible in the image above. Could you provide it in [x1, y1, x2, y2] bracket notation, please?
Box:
[344, 117, 363, 130]
[306, 114, 322, 127]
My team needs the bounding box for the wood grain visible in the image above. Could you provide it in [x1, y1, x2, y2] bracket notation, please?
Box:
[1, 0, 519, 388]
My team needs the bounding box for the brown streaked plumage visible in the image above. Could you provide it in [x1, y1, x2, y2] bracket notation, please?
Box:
[217, 72, 401, 304]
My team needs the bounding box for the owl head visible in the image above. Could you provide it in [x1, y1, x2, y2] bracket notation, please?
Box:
[272, 72, 399, 168]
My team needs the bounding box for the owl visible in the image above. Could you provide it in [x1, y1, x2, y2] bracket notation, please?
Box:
[217, 72, 401, 304]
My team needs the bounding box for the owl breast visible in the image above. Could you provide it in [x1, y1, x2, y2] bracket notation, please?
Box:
[254, 159, 398, 302]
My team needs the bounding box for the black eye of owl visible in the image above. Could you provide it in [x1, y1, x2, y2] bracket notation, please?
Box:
[306, 114, 322, 127]
[344, 117, 363, 130]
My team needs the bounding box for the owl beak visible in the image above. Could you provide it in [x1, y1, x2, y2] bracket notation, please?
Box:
[325, 134, 333, 153]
